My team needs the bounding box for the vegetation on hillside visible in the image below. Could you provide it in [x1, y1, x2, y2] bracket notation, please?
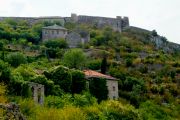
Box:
[0, 19, 180, 119]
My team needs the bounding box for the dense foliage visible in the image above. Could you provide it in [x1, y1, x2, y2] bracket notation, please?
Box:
[0, 19, 180, 119]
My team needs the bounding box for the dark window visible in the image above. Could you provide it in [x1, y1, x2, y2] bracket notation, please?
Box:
[113, 86, 115, 91]
[113, 96, 116, 100]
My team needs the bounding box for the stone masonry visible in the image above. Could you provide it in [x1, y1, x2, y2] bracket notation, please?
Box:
[28, 82, 44, 105]
[0, 13, 130, 32]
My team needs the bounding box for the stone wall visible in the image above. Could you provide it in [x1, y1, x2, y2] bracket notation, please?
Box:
[66, 32, 82, 48]
[106, 80, 119, 99]
[28, 82, 44, 105]
[70, 13, 129, 32]
[42, 29, 67, 41]
[0, 17, 65, 25]
[0, 13, 129, 32]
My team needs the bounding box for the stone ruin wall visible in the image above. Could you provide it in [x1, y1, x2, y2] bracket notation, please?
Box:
[0, 17, 65, 25]
[70, 13, 129, 32]
[0, 13, 129, 32]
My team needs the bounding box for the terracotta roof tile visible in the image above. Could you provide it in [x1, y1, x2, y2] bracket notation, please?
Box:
[84, 70, 116, 80]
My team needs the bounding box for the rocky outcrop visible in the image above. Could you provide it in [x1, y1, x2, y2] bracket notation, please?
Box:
[0, 103, 26, 120]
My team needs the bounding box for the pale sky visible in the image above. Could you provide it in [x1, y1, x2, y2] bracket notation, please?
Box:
[0, 0, 180, 44]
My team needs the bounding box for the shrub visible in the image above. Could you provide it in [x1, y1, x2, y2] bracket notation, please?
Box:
[48, 65, 72, 93]
[100, 100, 141, 120]
[7, 52, 27, 67]
[63, 49, 86, 69]
[0, 60, 11, 84]
[34, 106, 86, 120]
[73, 92, 97, 107]
[30, 75, 63, 96]
[89, 78, 108, 102]
[0, 41, 4, 50]
[0, 84, 7, 103]
[139, 101, 172, 120]
[45, 95, 73, 109]
[12, 65, 36, 81]
[139, 65, 148, 73]
[44, 39, 68, 49]
[87, 59, 101, 70]
[125, 58, 133, 67]
[18, 98, 37, 117]
[83, 106, 103, 120]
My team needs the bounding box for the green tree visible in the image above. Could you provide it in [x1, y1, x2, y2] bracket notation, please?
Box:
[101, 56, 107, 74]
[63, 49, 86, 69]
[152, 30, 158, 37]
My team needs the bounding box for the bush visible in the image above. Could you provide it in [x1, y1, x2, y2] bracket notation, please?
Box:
[83, 106, 104, 120]
[139, 101, 172, 120]
[12, 65, 36, 81]
[63, 49, 86, 69]
[34, 106, 86, 120]
[7, 52, 27, 67]
[87, 59, 101, 70]
[0, 84, 7, 103]
[89, 78, 108, 102]
[0, 60, 11, 84]
[47, 65, 72, 93]
[31, 75, 63, 96]
[44, 39, 68, 49]
[45, 95, 73, 109]
[71, 69, 86, 94]
[73, 92, 97, 107]
[125, 58, 133, 67]
[100, 100, 141, 120]
[18, 98, 37, 117]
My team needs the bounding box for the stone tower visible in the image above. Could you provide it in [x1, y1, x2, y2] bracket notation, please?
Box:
[71, 13, 78, 22]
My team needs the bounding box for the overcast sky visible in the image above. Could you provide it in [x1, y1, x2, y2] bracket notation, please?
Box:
[0, 0, 180, 44]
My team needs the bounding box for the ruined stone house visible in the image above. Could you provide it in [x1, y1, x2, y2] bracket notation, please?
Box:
[42, 24, 90, 48]
[84, 70, 119, 100]
[28, 82, 44, 105]
[42, 24, 68, 41]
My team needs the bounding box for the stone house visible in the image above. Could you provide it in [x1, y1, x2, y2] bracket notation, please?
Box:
[84, 70, 119, 100]
[42, 24, 68, 41]
[42, 24, 90, 48]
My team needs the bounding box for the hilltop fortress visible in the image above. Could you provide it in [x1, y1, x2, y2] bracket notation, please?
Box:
[0, 13, 130, 32]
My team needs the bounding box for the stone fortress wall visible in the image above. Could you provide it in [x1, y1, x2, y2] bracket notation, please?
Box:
[0, 13, 129, 32]
[70, 13, 129, 32]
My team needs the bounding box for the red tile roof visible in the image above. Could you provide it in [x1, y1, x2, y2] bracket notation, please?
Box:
[84, 70, 116, 80]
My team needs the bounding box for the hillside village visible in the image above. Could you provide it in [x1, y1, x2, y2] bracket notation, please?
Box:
[0, 13, 180, 119]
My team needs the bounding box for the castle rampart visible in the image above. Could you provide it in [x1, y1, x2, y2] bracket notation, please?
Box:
[0, 13, 129, 32]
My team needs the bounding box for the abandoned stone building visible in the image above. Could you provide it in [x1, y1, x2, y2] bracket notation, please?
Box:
[42, 24, 90, 48]
[84, 70, 119, 100]
[42, 24, 68, 41]
[28, 82, 44, 105]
